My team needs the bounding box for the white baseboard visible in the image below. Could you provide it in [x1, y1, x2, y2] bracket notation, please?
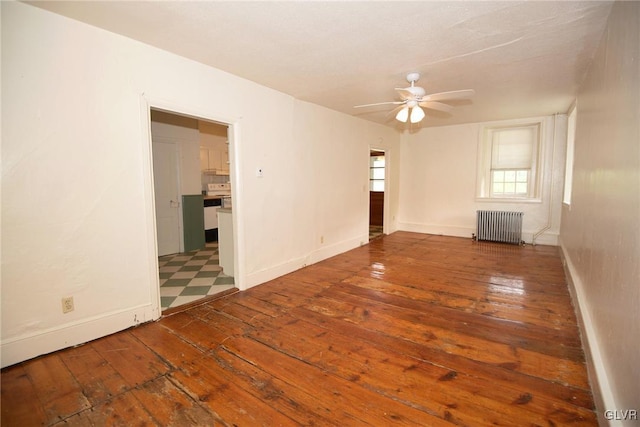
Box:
[2, 233, 367, 367]
[397, 222, 558, 245]
[1, 304, 159, 368]
[397, 222, 474, 239]
[244, 234, 365, 289]
[308, 234, 367, 265]
[559, 244, 619, 426]
[528, 232, 559, 246]
[243, 254, 311, 289]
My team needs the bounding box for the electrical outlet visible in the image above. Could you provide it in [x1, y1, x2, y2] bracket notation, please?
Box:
[62, 297, 74, 313]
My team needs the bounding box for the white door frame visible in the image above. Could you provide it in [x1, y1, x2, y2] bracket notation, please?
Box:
[139, 96, 245, 319]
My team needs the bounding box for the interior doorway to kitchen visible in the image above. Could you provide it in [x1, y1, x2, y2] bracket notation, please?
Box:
[149, 108, 236, 313]
[369, 149, 385, 241]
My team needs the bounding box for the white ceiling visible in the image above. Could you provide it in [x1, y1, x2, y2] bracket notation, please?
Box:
[28, 1, 613, 129]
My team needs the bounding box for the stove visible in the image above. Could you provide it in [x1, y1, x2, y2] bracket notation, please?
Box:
[206, 183, 231, 197]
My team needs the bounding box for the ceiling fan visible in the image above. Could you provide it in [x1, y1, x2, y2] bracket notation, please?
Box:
[354, 72, 475, 124]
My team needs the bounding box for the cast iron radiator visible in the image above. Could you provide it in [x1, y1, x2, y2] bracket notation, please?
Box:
[475, 210, 524, 245]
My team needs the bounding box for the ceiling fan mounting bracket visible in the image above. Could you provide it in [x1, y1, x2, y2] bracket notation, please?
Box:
[406, 72, 420, 84]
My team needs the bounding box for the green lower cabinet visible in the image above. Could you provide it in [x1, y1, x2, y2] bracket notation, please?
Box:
[182, 195, 205, 252]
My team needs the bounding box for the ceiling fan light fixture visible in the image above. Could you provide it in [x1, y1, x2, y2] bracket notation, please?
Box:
[410, 106, 425, 123]
[395, 106, 409, 123]
[353, 71, 475, 125]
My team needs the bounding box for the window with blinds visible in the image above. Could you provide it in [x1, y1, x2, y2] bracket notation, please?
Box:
[476, 120, 542, 200]
[489, 126, 537, 197]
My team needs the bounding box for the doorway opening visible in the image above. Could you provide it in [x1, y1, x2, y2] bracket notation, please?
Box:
[369, 149, 385, 241]
[150, 108, 236, 313]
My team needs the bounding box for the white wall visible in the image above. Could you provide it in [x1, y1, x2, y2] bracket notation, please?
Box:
[0, 2, 399, 367]
[559, 2, 640, 424]
[398, 115, 567, 245]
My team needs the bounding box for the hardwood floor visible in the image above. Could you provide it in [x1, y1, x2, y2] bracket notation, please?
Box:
[1, 232, 596, 426]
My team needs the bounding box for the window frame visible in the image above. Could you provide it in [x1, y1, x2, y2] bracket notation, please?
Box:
[476, 118, 544, 203]
[369, 154, 385, 192]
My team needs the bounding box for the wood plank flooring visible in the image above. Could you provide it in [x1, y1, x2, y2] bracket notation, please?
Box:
[1, 232, 596, 426]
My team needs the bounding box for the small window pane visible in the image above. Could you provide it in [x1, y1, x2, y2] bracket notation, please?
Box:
[493, 182, 504, 193]
[516, 183, 528, 194]
[504, 182, 515, 193]
[370, 180, 384, 191]
[516, 170, 528, 181]
[371, 156, 385, 167]
[370, 168, 385, 180]
[493, 170, 504, 181]
[504, 170, 516, 181]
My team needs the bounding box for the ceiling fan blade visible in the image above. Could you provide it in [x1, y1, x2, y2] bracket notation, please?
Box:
[394, 88, 414, 100]
[353, 101, 404, 108]
[418, 101, 454, 113]
[386, 105, 406, 120]
[423, 89, 475, 102]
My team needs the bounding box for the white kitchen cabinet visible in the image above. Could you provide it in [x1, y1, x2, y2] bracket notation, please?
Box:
[200, 146, 229, 175]
[199, 120, 229, 175]
[199, 147, 209, 171]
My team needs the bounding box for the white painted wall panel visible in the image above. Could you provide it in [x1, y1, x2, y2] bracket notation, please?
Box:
[559, 2, 640, 423]
[0, 2, 399, 366]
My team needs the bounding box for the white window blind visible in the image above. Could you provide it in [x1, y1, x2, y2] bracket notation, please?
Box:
[490, 127, 535, 169]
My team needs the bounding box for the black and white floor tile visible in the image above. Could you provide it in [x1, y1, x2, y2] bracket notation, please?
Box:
[158, 242, 235, 311]
[369, 225, 383, 241]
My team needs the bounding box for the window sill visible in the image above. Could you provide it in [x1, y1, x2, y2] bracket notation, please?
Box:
[475, 197, 542, 204]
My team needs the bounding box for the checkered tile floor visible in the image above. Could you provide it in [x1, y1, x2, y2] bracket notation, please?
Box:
[369, 225, 383, 241]
[158, 242, 235, 311]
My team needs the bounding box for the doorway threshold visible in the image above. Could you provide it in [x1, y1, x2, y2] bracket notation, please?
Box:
[162, 287, 238, 316]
